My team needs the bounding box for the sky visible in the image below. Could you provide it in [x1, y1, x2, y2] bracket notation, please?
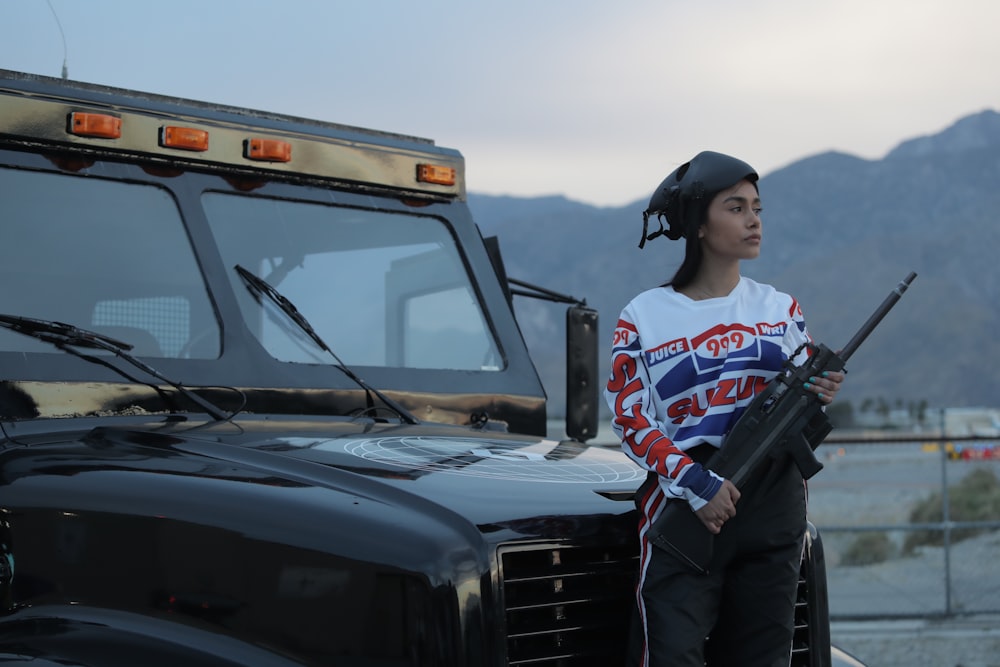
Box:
[4, 0, 999, 207]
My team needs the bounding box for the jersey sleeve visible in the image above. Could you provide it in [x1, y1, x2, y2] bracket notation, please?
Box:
[784, 296, 814, 363]
[604, 309, 723, 511]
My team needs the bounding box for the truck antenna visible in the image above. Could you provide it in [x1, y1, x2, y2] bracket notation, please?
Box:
[46, 0, 69, 79]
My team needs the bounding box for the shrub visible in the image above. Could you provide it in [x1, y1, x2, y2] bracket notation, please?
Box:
[841, 531, 893, 566]
[903, 468, 1000, 554]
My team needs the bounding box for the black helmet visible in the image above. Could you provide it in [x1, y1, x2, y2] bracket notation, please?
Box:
[639, 151, 758, 248]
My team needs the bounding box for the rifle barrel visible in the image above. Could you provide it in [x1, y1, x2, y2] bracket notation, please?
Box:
[839, 272, 916, 363]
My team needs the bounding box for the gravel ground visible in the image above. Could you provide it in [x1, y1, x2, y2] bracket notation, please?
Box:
[831, 614, 1000, 667]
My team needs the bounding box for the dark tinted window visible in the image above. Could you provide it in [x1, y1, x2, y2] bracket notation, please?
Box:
[204, 193, 501, 371]
[0, 167, 219, 358]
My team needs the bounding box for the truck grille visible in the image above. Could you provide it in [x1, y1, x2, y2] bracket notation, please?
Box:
[791, 524, 830, 667]
[791, 569, 813, 665]
[500, 543, 638, 666]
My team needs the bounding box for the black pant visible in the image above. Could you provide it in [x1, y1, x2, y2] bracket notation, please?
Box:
[634, 458, 806, 667]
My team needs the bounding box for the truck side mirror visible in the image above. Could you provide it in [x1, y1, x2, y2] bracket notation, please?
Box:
[566, 305, 599, 442]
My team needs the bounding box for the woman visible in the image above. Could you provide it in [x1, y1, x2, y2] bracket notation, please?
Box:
[605, 151, 844, 666]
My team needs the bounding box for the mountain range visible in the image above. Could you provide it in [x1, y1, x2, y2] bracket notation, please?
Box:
[469, 109, 1000, 420]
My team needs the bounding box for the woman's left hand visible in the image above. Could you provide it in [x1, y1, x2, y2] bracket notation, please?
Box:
[806, 370, 845, 405]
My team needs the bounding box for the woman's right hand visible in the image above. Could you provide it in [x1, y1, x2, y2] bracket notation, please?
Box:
[695, 479, 740, 534]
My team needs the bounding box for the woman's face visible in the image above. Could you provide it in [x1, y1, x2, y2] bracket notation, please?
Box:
[698, 179, 762, 261]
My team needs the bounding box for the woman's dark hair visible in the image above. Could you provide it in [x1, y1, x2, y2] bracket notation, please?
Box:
[663, 232, 703, 288]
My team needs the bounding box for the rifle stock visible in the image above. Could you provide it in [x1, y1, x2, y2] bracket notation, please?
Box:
[648, 272, 916, 573]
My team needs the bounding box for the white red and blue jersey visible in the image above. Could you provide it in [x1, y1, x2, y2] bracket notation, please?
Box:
[604, 276, 812, 512]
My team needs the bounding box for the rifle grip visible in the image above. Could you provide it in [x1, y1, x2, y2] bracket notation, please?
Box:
[789, 433, 824, 480]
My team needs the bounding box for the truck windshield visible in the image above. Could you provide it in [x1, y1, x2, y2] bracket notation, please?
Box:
[0, 166, 220, 359]
[203, 193, 502, 371]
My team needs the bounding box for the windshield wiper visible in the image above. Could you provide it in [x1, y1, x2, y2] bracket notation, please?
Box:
[234, 264, 419, 425]
[0, 313, 231, 421]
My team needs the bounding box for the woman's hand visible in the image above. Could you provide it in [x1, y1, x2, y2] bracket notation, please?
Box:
[694, 479, 740, 534]
[805, 370, 845, 405]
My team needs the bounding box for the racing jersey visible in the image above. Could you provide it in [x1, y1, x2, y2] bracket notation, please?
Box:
[604, 276, 812, 511]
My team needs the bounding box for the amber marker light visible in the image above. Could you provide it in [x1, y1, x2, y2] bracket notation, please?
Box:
[68, 112, 122, 139]
[161, 125, 209, 151]
[246, 137, 292, 162]
[416, 163, 456, 186]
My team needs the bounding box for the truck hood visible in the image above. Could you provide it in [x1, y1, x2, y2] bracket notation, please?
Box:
[3, 416, 643, 544]
[123, 418, 643, 540]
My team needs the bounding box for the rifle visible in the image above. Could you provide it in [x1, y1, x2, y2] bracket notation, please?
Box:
[648, 272, 917, 574]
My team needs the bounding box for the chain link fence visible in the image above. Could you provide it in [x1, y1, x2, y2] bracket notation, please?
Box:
[807, 434, 1000, 620]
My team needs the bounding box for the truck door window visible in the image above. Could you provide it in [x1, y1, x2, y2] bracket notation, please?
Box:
[0, 166, 220, 358]
[203, 193, 502, 371]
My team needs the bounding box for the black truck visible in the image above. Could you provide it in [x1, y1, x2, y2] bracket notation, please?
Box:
[0, 69, 840, 666]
